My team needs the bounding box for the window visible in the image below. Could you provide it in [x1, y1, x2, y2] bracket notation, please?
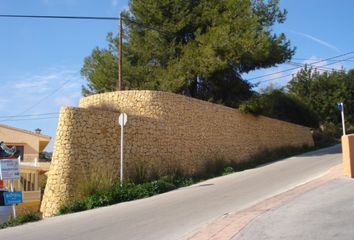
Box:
[0, 145, 24, 161]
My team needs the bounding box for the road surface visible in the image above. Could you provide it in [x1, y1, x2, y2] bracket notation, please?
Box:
[232, 177, 354, 240]
[0, 145, 342, 240]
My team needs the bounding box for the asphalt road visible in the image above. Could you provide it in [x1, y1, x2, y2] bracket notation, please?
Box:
[0, 145, 342, 240]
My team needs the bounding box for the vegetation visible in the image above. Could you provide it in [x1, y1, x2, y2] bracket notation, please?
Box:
[239, 87, 319, 128]
[0, 212, 41, 229]
[39, 174, 48, 193]
[39, 152, 52, 161]
[288, 66, 354, 130]
[81, 0, 294, 108]
[59, 179, 182, 214]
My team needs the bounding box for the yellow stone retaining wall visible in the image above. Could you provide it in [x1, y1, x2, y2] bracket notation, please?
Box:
[41, 91, 314, 217]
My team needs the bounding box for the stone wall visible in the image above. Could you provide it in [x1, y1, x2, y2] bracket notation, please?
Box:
[40, 107, 120, 216]
[41, 90, 314, 217]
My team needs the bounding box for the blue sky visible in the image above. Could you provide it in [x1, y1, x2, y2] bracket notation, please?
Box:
[0, 0, 354, 151]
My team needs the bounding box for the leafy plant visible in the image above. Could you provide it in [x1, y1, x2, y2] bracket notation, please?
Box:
[223, 167, 235, 175]
[239, 88, 319, 128]
[75, 174, 115, 199]
[59, 179, 179, 215]
[0, 212, 41, 229]
[288, 67, 354, 126]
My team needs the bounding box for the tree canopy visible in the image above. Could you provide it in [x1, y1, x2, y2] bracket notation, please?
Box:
[82, 0, 294, 107]
[239, 87, 319, 128]
[287, 66, 354, 126]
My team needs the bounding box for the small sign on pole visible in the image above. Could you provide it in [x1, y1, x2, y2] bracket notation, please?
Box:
[336, 102, 346, 136]
[118, 113, 128, 186]
[0, 159, 20, 180]
[3, 192, 22, 205]
[0, 159, 20, 218]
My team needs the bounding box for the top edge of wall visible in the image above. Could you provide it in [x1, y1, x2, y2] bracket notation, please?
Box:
[78, 90, 312, 129]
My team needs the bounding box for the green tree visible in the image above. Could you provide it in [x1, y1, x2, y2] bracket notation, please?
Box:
[82, 0, 294, 108]
[287, 66, 354, 126]
[239, 87, 319, 128]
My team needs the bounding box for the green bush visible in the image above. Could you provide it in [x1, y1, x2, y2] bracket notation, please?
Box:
[59, 179, 181, 215]
[39, 174, 48, 192]
[59, 199, 87, 214]
[239, 89, 319, 128]
[223, 166, 235, 175]
[0, 212, 41, 229]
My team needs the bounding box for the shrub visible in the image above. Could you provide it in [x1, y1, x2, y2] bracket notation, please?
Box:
[0, 212, 41, 229]
[239, 89, 319, 128]
[39, 174, 47, 191]
[59, 179, 180, 215]
[59, 199, 87, 214]
[222, 166, 235, 175]
[75, 175, 115, 200]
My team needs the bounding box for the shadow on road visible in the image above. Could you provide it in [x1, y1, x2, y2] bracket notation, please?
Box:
[298, 144, 341, 157]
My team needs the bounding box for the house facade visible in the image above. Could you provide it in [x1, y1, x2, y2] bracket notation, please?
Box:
[0, 124, 51, 216]
[0, 124, 51, 162]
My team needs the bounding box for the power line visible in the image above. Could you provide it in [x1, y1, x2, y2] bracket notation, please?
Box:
[293, 57, 354, 62]
[0, 112, 59, 119]
[0, 79, 72, 123]
[1, 116, 59, 122]
[0, 14, 178, 37]
[256, 56, 354, 84]
[0, 14, 119, 21]
[246, 51, 354, 82]
[286, 61, 339, 71]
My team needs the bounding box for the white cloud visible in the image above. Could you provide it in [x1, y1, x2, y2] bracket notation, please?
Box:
[291, 31, 341, 53]
[14, 81, 48, 89]
[12, 69, 81, 94]
[5, 66, 83, 110]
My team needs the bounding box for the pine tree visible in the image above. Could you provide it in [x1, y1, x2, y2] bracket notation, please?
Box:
[82, 0, 294, 108]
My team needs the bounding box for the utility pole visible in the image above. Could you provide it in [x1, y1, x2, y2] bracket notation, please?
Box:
[118, 13, 123, 91]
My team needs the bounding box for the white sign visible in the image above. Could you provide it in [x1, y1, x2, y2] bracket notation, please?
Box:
[119, 113, 128, 126]
[118, 113, 128, 186]
[0, 159, 20, 180]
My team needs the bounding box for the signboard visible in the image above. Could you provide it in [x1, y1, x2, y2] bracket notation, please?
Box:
[118, 113, 128, 186]
[3, 192, 22, 205]
[119, 112, 128, 126]
[0, 159, 20, 180]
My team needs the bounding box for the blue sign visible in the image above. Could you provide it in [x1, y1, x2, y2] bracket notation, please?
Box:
[3, 192, 22, 205]
[336, 102, 343, 112]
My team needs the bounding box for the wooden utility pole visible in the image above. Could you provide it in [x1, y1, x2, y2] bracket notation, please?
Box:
[118, 13, 123, 90]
